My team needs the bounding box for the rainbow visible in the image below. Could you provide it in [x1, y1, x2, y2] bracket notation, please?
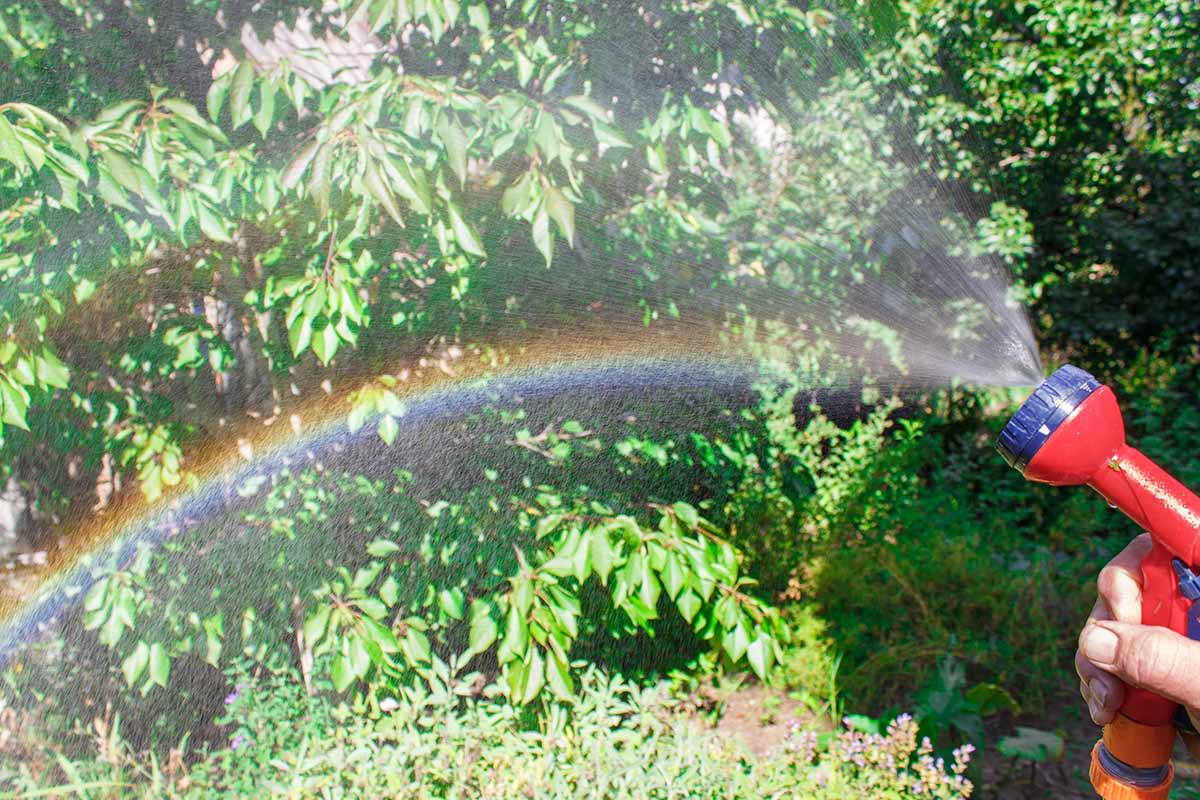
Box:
[0, 324, 754, 659]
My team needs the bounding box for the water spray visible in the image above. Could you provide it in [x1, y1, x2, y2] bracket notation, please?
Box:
[998, 364, 1200, 800]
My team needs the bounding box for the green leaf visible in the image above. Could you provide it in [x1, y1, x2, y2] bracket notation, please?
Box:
[746, 633, 775, 680]
[96, 172, 133, 211]
[83, 578, 108, 615]
[11, 357, 33, 386]
[385, 158, 431, 215]
[309, 142, 334, 212]
[148, 643, 170, 688]
[367, 539, 401, 557]
[161, 98, 225, 143]
[500, 603, 528, 663]
[543, 185, 575, 246]
[546, 650, 573, 700]
[203, 634, 221, 667]
[282, 139, 319, 191]
[592, 120, 631, 149]
[535, 513, 564, 539]
[402, 627, 431, 664]
[379, 575, 399, 607]
[439, 117, 469, 187]
[589, 528, 614, 583]
[331, 652, 353, 691]
[121, 641, 150, 687]
[207, 73, 230, 121]
[562, 95, 608, 121]
[676, 590, 701, 624]
[348, 634, 371, 678]
[1, 381, 30, 431]
[229, 62, 255, 129]
[507, 578, 532, 622]
[100, 150, 143, 195]
[72, 278, 96, 305]
[997, 727, 1065, 763]
[378, 413, 399, 445]
[533, 112, 560, 163]
[364, 159, 403, 225]
[637, 568, 660, 615]
[467, 4, 490, 34]
[352, 561, 385, 591]
[361, 616, 400, 653]
[446, 202, 485, 256]
[356, 597, 389, 620]
[197, 203, 232, 243]
[501, 172, 533, 216]
[722, 622, 750, 662]
[520, 647, 544, 704]
[532, 203, 552, 267]
[469, 605, 498, 655]
[437, 587, 465, 620]
[312, 322, 340, 364]
[254, 80, 277, 137]
[844, 714, 882, 735]
[0, 115, 29, 172]
[671, 502, 700, 529]
[660, 552, 685, 600]
[287, 311, 313, 356]
[304, 604, 331, 646]
[965, 682, 1019, 716]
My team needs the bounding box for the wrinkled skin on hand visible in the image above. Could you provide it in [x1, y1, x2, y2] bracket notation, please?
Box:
[1076, 533, 1200, 757]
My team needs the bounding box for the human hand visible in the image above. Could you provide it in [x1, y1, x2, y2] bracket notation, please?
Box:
[1075, 533, 1200, 756]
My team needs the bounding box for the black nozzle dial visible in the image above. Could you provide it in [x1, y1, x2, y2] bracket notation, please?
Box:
[997, 364, 1100, 473]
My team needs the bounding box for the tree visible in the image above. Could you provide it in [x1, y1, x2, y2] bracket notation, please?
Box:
[3, 0, 854, 716]
[874, 0, 1200, 365]
[0, 0, 843, 513]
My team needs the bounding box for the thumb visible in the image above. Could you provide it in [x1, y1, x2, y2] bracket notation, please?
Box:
[1079, 620, 1200, 712]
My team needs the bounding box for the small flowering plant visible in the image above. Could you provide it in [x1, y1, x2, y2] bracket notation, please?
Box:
[217, 682, 253, 753]
[778, 713, 975, 799]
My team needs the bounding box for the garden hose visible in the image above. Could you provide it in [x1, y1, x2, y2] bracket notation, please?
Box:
[997, 364, 1200, 800]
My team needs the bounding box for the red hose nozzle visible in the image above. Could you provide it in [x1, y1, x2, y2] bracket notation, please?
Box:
[999, 365, 1200, 799]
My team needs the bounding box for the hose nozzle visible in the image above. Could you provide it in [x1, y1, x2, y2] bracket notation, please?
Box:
[997, 364, 1200, 799]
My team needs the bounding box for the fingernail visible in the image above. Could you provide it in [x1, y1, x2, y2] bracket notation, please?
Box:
[1091, 678, 1110, 707]
[1082, 625, 1119, 666]
[1088, 697, 1104, 724]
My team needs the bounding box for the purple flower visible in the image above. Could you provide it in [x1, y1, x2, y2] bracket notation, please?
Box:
[230, 733, 248, 750]
[224, 684, 243, 705]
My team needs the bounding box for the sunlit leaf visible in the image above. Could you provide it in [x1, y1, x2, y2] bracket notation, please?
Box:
[147, 643, 170, 688]
[532, 203, 552, 266]
[544, 185, 575, 246]
[229, 62, 255, 129]
[121, 641, 150, 687]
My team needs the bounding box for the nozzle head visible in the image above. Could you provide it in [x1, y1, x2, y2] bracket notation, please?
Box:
[1090, 742, 1173, 800]
[998, 364, 1101, 473]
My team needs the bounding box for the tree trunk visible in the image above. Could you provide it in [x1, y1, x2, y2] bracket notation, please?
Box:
[0, 474, 33, 559]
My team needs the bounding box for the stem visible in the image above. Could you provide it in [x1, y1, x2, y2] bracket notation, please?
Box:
[322, 219, 338, 283]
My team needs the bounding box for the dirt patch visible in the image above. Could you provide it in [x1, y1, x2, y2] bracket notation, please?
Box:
[714, 683, 825, 757]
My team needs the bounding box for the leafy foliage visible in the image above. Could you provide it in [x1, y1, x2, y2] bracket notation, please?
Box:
[871, 0, 1200, 364]
[0, 666, 976, 799]
[72, 445, 786, 711]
